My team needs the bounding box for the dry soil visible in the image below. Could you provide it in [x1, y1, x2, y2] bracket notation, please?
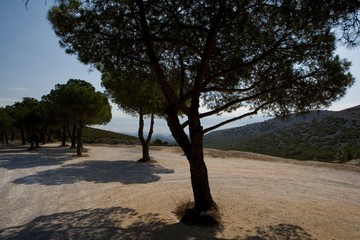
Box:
[0, 143, 359, 239]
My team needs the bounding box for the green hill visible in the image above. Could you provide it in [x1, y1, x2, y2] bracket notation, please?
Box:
[82, 126, 138, 145]
[204, 105, 360, 162]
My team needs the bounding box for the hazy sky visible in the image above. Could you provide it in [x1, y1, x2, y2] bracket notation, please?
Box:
[1, 0, 359, 135]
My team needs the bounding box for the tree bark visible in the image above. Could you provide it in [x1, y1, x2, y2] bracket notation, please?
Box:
[188, 134, 215, 212]
[188, 112, 216, 213]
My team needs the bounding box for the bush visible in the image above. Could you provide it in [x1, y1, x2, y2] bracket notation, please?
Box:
[335, 144, 359, 163]
[153, 138, 163, 146]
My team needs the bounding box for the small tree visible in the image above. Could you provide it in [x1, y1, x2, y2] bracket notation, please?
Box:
[42, 87, 72, 146]
[9, 98, 47, 148]
[52, 79, 112, 156]
[102, 68, 166, 162]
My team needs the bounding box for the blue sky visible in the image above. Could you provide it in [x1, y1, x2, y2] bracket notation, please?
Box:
[1, 1, 359, 135]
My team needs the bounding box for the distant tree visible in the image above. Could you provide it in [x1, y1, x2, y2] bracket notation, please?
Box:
[49, 1, 359, 225]
[8, 101, 26, 144]
[102, 68, 166, 162]
[42, 88, 70, 146]
[0, 107, 13, 144]
[9, 98, 47, 148]
[51, 79, 112, 156]
[154, 139, 163, 146]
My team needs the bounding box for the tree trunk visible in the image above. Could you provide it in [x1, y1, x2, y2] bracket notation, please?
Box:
[11, 128, 14, 142]
[187, 113, 216, 213]
[5, 132, 8, 144]
[41, 127, 46, 145]
[165, 107, 217, 226]
[188, 136, 215, 212]
[69, 124, 76, 149]
[76, 124, 83, 156]
[138, 108, 155, 162]
[47, 131, 51, 143]
[21, 129, 26, 145]
[61, 123, 67, 146]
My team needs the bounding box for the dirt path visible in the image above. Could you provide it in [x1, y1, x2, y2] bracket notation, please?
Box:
[0, 144, 359, 239]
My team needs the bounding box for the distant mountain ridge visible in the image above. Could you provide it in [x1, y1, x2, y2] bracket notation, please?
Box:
[204, 105, 360, 161]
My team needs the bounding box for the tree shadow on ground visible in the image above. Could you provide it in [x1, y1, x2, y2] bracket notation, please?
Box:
[0, 207, 163, 240]
[0, 206, 314, 240]
[153, 223, 315, 240]
[12, 160, 174, 185]
[0, 207, 221, 240]
[0, 146, 75, 170]
[243, 224, 315, 240]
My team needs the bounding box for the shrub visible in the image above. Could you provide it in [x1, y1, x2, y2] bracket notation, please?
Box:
[335, 144, 359, 163]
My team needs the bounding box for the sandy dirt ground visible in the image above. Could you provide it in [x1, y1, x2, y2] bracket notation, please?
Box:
[0, 143, 359, 240]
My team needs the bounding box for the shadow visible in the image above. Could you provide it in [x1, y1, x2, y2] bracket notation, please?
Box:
[244, 224, 315, 240]
[13, 160, 175, 185]
[0, 207, 223, 240]
[0, 207, 314, 240]
[149, 222, 223, 239]
[0, 146, 75, 170]
[0, 207, 162, 240]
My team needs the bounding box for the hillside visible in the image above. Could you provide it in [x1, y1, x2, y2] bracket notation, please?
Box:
[82, 127, 139, 145]
[204, 105, 360, 162]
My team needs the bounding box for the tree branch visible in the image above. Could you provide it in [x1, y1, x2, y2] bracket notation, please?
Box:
[202, 101, 274, 134]
[192, 2, 226, 107]
[199, 85, 279, 120]
[202, 34, 288, 88]
[136, 0, 190, 115]
[203, 83, 257, 93]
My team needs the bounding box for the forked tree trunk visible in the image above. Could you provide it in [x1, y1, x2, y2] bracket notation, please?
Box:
[136, 0, 216, 223]
[165, 107, 217, 225]
[138, 108, 155, 162]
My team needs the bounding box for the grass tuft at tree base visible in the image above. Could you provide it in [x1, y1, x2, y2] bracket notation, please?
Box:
[173, 196, 221, 227]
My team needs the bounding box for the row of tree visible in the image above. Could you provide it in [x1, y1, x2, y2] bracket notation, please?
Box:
[0, 79, 111, 156]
